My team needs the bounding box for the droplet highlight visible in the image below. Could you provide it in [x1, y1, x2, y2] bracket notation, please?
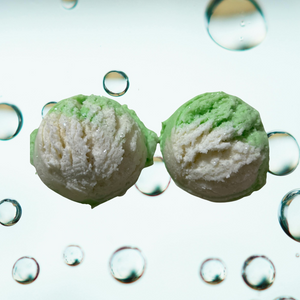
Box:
[63, 245, 84, 266]
[200, 258, 226, 285]
[278, 189, 300, 243]
[0, 103, 23, 140]
[103, 71, 129, 97]
[109, 246, 146, 284]
[205, 0, 267, 50]
[268, 132, 299, 176]
[61, 0, 77, 9]
[0, 199, 22, 226]
[42, 102, 57, 118]
[242, 255, 275, 290]
[12, 257, 40, 284]
[135, 157, 171, 196]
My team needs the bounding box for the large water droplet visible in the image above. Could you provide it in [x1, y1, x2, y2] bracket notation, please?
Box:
[12, 257, 40, 284]
[205, 0, 267, 50]
[268, 132, 299, 176]
[242, 255, 275, 290]
[200, 258, 226, 284]
[278, 189, 300, 243]
[61, 0, 77, 9]
[109, 246, 146, 284]
[63, 245, 84, 266]
[0, 199, 22, 226]
[103, 71, 129, 97]
[273, 297, 297, 300]
[0, 103, 23, 140]
[135, 157, 171, 196]
[42, 102, 57, 118]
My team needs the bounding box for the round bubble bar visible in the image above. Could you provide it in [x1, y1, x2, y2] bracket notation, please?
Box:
[160, 92, 269, 202]
[31, 95, 158, 208]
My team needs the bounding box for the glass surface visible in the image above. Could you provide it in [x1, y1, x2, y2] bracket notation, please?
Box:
[0, 0, 300, 299]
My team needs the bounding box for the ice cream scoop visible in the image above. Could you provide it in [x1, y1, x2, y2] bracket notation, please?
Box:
[30, 95, 158, 208]
[160, 92, 269, 202]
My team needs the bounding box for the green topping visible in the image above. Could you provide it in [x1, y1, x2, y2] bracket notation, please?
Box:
[30, 129, 38, 166]
[160, 91, 268, 151]
[31, 95, 158, 168]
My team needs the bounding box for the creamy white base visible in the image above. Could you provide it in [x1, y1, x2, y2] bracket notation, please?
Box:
[163, 119, 264, 202]
[33, 105, 147, 207]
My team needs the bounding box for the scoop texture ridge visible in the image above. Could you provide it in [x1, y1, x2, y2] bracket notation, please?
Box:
[160, 91, 269, 202]
[31, 95, 158, 208]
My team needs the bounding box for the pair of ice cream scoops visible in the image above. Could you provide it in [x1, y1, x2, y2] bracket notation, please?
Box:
[30, 92, 269, 208]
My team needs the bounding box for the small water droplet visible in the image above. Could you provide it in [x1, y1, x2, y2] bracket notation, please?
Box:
[61, 0, 77, 9]
[239, 36, 244, 41]
[63, 245, 84, 266]
[268, 132, 299, 176]
[12, 257, 40, 284]
[274, 297, 297, 300]
[278, 189, 300, 243]
[0, 199, 22, 226]
[41, 102, 57, 118]
[109, 246, 146, 284]
[205, 0, 267, 50]
[135, 157, 171, 196]
[242, 255, 275, 290]
[211, 159, 218, 166]
[103, 71, 129, 97]
[200, 258, 226, 285]
[296, 253, 299, 258]
[0, 103, 23, 140]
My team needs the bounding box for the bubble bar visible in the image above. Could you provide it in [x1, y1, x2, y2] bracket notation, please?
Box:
[160, 92, 269, 202]
[30, 95, 158, 208]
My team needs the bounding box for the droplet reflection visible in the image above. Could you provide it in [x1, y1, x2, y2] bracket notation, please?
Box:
[278, 189, 300, 243]
[242, 255, 275, 290]
[274, 297, 296, 300]
[42, 102, 57, 118]
[0, 103, 23, 140]
[268, 132, 299, 176]
[109, 246, 146, 283]
[135, 157, 171, 196]
[200, 258, 226, 284]
[63, 245, 84, 266]
[103, 71, 129, 97]
[61, 0, 77, 9]
[205, 0, 267, 50]
[0, 199, 22, 226]
[12, 257, 40, 284]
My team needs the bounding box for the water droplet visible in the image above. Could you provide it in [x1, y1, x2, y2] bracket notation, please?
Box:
[273, 297, 297, 300]
[239, 36, 244, 41]
[268, 132, 299, 176]
[200, 258, 226, 285]
[0, 199, 22, 226]
[103, 71, 129, 97]
[12, 257, 40, 284]
[135, 157, 171, 196]
[242, 255, 275, 290]
[42, 102, 57, 118]
[109, 246, 146, 284]
[278, 189, 300, 243]
[205, 0, 267, 50]
[296, 253, 299, 258]
[63, 245, 84, 266]
[61, 0, 77, 9]
[0, 103, 23, 140]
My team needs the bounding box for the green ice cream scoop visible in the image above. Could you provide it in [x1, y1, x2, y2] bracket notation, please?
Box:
[31, 94, 158, 208]
[160, 91, 269, 202]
